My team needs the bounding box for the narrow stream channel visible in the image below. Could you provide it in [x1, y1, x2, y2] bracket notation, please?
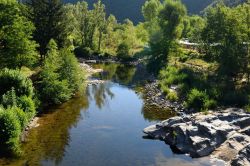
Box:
[0, 63, 212, 166]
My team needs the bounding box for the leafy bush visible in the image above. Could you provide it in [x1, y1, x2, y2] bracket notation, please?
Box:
[18, 96, 36, 120]
[167, 91, 178, 102]
[1, 88, 17, 108]
[0, 69, 36, 156]
[159, 66, 187, 86]
[204, 99, 217, 110]
[40, 79, 72, 105]
[0, 68, 34, 97]
[0, 107, 22, 156]
[117, 42, 131, 61]
[185, 89, 214, 111]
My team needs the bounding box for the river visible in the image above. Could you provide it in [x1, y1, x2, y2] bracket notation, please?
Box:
[0, 63, 211, 166]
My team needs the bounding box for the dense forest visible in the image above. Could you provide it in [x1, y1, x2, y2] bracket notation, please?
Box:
[0, 0, 249, 160]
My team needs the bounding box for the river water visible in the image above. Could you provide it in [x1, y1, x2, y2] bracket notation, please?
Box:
[0, 63, 211, 166]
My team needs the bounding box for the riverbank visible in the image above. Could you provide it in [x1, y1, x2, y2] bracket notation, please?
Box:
[143, 80, 250, 165]
[21, 63, 104, 143]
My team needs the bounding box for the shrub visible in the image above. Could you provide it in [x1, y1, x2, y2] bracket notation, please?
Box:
[185, 89, 209, 111]
[0, 107, 22, 156]
[18, 96, 36, 120]
[179, 53, 189, 62]
[159, 66, 187, 86]
[40, 79, 72, 105]
[167, 91, 178, 102]
[204, 99, 217, 110]
[1, 88, 17, 108]
[160, 83, 170, 94]
[0, 68, 34, 97]
[117, 42, 131, 60]
[11, 107, 27, 129]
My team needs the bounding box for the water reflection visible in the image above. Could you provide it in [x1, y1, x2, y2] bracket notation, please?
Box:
[142, 104, 176, 122]
[92, 63, 150, 86]
[90, 83, 114, 109]
[0, 64, 211, 166]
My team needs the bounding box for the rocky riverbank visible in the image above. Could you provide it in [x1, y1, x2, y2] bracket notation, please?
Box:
[80, 62, 105, 85]
[144, 108, 250, 165]
[144, 81, 187, 115]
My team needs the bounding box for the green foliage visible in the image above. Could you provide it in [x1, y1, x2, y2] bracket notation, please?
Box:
[185, 89, 214, 111]
[159, 0, 187, 40]
[1, 88, 17, 108]
[159, 66, 187, 86]
[146, 0, 187, 73]
[39, 40, 85, 105]
[142, 0, 162, 36]
[59, 48, 85, 92]
[244, 104, 250, 113]
[182, 15, 205, 42]
[0, 68, 34, 98]
[202, 3, 249, 82]
[64, 1, 145, 58]
[40, 40, 72, 105]
[117, 42, 131, 60]
[18, 96, 36, 120]
[28, 0, 65, 56]
[0, 107, 22, 156]
[167, 91, 178, 101]
[0, 1, 38, 68]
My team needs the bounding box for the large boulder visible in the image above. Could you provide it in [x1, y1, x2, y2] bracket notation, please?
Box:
[231, 144, 250, 166]
[144, 108, 250, 163]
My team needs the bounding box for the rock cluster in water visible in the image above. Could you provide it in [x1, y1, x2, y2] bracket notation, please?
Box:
[144, 81, 186, 114]
[143, 108, 250, 165]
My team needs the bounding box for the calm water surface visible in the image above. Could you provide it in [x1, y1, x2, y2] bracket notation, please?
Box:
[0, 63, 211, 166]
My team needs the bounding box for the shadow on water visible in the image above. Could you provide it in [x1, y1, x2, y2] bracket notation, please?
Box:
[0, 63, 212, 166]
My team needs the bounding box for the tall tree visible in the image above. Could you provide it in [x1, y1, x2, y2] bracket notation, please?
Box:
[0, 0, 38, 68]
[142, 0, 162, 35]
[202, 3, 249, 84]
[147, 0, 187, 73]
[93, 0, 107, 52]
[28, 0, 65, 58]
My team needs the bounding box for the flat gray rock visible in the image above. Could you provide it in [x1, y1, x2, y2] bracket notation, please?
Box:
[143, 109, 250, 164]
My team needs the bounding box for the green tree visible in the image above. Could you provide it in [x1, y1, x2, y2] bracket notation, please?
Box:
[0, 0, 38, 68]
[117, 42, 130, 60]
[71, 1, 89, 46]
[202, 3, 249, 84]
[142, 0, 162, 35]
[59, 48, 85, 92]
[39, 40, 72, 104]
[148, 0, 187, 73]
[93, 0, 107, 52]
[28, 0, 65, 58]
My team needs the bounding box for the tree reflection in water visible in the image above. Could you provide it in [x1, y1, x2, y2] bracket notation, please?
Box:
[0, 83, 116, 165]
[92, 63, 137, 86]
[89, 83, 114, 109]
[141, 104, 176, 122]
[0, 93, 90, 166]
